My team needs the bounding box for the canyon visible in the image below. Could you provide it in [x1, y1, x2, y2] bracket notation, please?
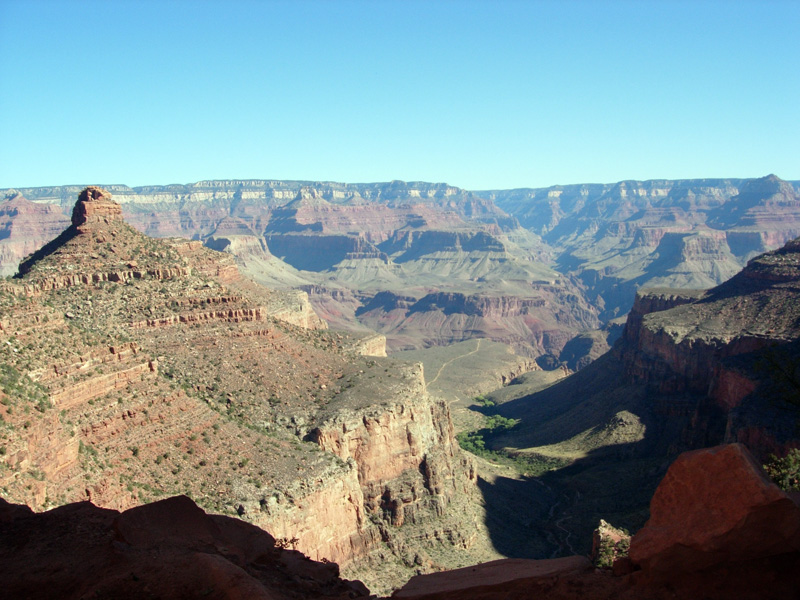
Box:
[484, 174, 800, 319]
[3, 175, 799, 373]
[5, 442, 798, 599]
[478, 234, 800, 555]
[2, 178, 800, 596]
[0, 187, 498, 594]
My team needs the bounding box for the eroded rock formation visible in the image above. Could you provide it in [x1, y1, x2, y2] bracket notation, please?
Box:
[0, 180, 593, 361]
[619, 238, 800, 455]
[394, 444, 800, 600]
[0, 187, 483, 593]
[629, 444, 800, 575]
[486, 174, 800, 319]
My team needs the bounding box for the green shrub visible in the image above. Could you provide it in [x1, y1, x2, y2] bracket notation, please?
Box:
[764, 448, 800, 491]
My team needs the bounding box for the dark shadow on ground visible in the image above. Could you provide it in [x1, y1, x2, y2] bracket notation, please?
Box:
[470, 334, 800, 562]
[468, 350, 697, 559]
[474, 443, 665, 560]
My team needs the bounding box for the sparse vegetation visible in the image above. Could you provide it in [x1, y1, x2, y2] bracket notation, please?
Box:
[764, 449, 800, 491]
[593, 520, 631, 568]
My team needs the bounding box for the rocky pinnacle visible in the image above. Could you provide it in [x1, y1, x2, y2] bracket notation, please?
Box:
[71, 186, 123, 229]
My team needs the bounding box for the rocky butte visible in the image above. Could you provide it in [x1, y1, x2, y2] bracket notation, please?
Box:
[0, 180, 603, 363]
[0, 187, 498, 593]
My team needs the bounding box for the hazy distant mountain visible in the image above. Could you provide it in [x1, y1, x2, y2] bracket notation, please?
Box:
[4, 175, 799, 364]
[482, 175, 800, 319]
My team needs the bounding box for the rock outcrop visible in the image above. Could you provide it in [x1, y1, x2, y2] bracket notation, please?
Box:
[0, 187, 484, 593]
[6, 443, 799, 599]
[629, 443, 800, 576]
[394, 556, 593, 599]
[71, 185, 123, 227]
[0, 494, 370, 600]
[393, 444, 800, 600]
[619, 238, 800, 454]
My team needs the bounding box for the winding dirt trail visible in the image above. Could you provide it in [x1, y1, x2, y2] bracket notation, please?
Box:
[551, 490, 580, 556]
[427, 338, 483, 388]
[531, 477, 580, 557]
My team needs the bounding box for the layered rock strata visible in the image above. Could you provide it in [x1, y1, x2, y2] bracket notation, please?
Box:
[0, 187, 481, 592]
[486, 174, 800, 318]
[0, 192, 70, 277]
[619, 238, 800, 455]
[0, 180, 595, 361]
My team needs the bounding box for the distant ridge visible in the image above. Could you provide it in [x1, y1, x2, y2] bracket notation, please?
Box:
[3, 175, 800, 363]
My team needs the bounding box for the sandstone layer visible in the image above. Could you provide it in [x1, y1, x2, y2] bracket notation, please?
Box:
[629, 443, 800, 575]
[0, 187, 484, 593]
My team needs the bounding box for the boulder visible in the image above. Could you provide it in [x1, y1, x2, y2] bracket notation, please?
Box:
[629, 443, 800, 574]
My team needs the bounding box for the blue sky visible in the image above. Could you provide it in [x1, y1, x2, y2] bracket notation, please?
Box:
[1, 0, 798, 190]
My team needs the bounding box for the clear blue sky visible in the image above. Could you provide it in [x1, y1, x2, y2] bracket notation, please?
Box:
[1, 0, 798, 190]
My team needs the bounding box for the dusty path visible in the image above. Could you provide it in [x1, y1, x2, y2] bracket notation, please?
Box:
[427, 338, 483, 388]
[531, 476, 580, 557]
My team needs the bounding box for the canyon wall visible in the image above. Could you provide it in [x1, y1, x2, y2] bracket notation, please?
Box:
[9, 176, 798, 363]
[0, 180, 594, 363]
[486, 175, 800, 318]
[0, 193, 70, 277]
[615, 238, 800, 456]
[0, 187, 482, 594]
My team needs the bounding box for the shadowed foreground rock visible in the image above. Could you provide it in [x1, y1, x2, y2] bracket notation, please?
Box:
[0, 494, 369, 600]
[393, 556, 594, 599]
[4, 444, 800, 599]
[629, 443, 800, 574]
[393, 443, 800, 599]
